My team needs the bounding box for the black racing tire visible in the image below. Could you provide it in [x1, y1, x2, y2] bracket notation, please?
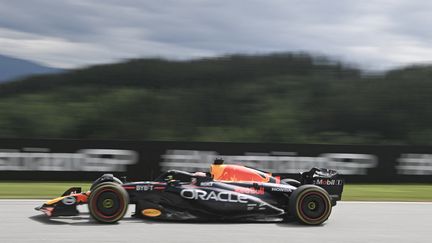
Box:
[90, 174, 122, 191]
[289, 185, 332, 225]
[88, 182, 129, 224]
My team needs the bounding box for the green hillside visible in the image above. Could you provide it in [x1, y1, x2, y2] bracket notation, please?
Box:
[1, 53, 432, 145]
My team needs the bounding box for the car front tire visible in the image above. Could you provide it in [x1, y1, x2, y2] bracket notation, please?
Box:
[88, 182, 129, 223]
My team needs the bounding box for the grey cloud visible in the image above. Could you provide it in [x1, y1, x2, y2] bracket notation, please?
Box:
[0, 0, 431, 70]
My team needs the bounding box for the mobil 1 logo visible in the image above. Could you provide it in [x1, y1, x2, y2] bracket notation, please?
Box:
[313, 179, 344, 186]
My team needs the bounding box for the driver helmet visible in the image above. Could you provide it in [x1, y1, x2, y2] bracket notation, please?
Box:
[213, 157, 224, 165]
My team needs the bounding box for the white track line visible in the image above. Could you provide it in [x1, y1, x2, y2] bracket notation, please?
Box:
[340, 201, 432, 205]
[0, 199, 45, 202]
[0, 199, 431, 204]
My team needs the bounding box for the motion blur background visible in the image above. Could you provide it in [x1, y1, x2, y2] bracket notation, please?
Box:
[0, 1, 432, 197]
[1, 0, 432, 145]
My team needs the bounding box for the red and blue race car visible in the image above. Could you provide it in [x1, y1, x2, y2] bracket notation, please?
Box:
[36, 158, 344, 225]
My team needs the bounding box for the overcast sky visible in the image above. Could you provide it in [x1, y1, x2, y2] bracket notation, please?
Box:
[1, 0, 431, 70]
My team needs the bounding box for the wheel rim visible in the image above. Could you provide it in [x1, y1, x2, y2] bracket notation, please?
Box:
[297, 191, 330, 222]
[103, 198, 114, 209]
[92, 189, 124, 219]
[307, 201, 317, 210]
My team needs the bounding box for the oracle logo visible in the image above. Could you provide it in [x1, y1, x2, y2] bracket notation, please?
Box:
[180, 189, 248, 203]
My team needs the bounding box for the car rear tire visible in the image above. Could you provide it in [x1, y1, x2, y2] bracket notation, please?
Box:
[88, 182, 129, 223]
[289, 185, 332, 225]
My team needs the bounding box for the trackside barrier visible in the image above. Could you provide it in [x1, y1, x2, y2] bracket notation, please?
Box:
[0, 138, 431, 182]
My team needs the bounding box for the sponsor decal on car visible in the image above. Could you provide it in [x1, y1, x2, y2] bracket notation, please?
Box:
[62, 196, 76, 205]
[136, 185, 154, 191]
[142, 208, 162, 217]
[313, 179, 343, 186]
[180, 189, 249, 203]
[234, 187, 265, 195]
[200, 182, 213, 187]
[271, 187, 291, 192]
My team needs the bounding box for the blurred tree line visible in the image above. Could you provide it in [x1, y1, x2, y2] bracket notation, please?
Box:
[1, 53, 432, 145]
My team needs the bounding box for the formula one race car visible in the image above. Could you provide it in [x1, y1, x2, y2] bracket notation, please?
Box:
[35, 159, 344, 225]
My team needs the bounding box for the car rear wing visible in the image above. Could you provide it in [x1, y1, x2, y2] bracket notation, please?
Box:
[301, 168, 344, 205]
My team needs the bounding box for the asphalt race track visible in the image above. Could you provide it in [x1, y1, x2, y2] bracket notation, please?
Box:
[0, 200, 430, 243]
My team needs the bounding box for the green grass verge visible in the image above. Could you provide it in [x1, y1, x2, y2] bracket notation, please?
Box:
[0, 182, 91, 199]
[0, 182, 431, 201]
[342, 184, 432, 201]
